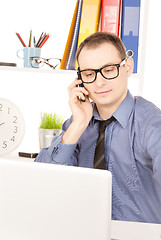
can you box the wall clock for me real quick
[0,98,25,155]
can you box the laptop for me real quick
[0,159,112,240]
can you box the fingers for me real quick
[68,79,89,101]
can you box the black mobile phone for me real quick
[18,152,38,158]
[77,70,84,86]
[77,70,85,101]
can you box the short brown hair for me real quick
[76,32,127,64]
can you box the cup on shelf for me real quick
[16,47,41,68]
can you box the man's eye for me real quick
[105,67,115,72]
[103,66,116,74]
[83,71,94,77]
[86,73,93,77]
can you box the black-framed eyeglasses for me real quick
[29,57,61,69]
[77,59,126,84]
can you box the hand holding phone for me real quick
[77,70,85,102]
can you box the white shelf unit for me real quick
[0,0,151,152]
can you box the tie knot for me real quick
[99,116,115,133]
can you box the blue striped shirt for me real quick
[35,91,161,224]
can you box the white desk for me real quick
[0,153,161,240]
[0,152,35,162]
[111,220,161,240]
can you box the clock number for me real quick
[13,126,18,133]
[2,141,7,149]
[8,108,10,114]
[13,116,17,124]
[11,136,15,142]
[0,104,2,111]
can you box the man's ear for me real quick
[125,57,134,77]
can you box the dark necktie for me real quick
[94,117,114,169]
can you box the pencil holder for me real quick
[16,47,41,68]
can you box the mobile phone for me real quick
[77,70,83,85]
[77,70,85,101]
[18,152,38,158]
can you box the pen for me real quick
[39,34,50,48]
[16,32,27,47]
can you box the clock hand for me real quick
[0,122,5,126]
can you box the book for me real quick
[100,0,122,36]
[60,0,80,70]
[66,0,83,70]
[75,0,101,68]
[121,0,141,73]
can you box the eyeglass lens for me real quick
[30,57,61,69]
[80,65,119,83]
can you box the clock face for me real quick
[0,98,25,155]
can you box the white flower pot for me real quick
[39,128,61,150]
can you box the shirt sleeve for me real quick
[144,120,161,186]
[139,105,161,186]
[35,117,78,166]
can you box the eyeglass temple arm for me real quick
[43,61,58,69]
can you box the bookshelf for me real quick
[2,0,160,152]
[0,65,76,75]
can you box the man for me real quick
[35,32,161,224]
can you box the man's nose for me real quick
[95,72,106,86]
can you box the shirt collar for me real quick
[92,91,135,128]
[113,91,134,128]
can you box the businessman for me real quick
[35,32,161,224]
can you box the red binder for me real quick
[100,0,122,36]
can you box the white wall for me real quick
[1,68,76,153]
[142,0,161,108]
[0,0,76,64]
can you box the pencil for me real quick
[16,32,27,47]
[33,36,36,47]
[28,30,32,47]
[37,33,47,48]
[39,34,50,48]
[36,32,44,47]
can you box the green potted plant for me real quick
[39,112,64,149]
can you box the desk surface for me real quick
[111,220,161,240]
[0,153,161,240]
[0,152,35,162]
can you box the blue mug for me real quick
[17,47,41,68]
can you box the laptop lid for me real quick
[0,159,112,240]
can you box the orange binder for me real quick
[60,0,79,70]
[77,0,101,51]
[100,0,122,36]
[66,0,83,70]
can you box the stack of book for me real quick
[60,0,141,74]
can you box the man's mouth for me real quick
[95,89,112,95]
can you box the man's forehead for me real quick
[78,43,121,69]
